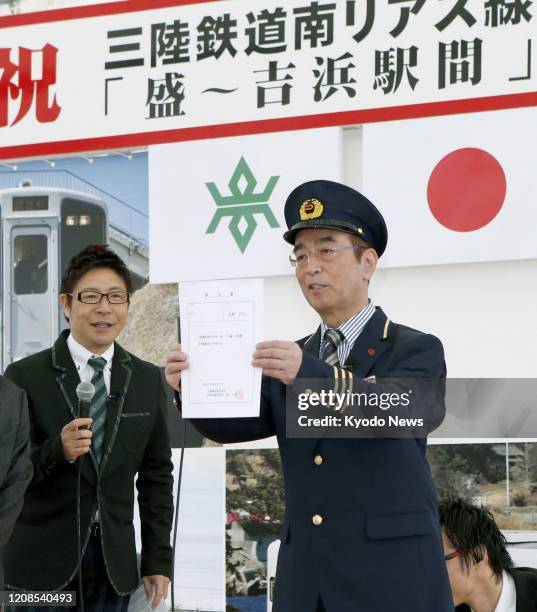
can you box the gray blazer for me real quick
[0,375,32,588]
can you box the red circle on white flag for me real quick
[427,147,506,232]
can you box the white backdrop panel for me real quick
[149,127,341,282]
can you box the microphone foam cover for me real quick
[76,381,96,402]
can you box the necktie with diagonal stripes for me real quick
[321,328,344,366]
[88,356,107,464]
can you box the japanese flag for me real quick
[363,107,537,267]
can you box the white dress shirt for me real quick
[495,570,516,612]
[67,333,114,394]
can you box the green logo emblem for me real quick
[205,157,280,253]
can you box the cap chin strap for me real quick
[284,219,363,243]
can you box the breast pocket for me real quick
[366,510,433,540]
[364,510,434,578]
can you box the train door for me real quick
[9,225,55,363]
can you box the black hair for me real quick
[60,244,132,306]
[439,497,513,578]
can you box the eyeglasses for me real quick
[444,548,465,561]
[68,291,130,304]
[289,245,365,268]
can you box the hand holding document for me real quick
[179,278,263,418]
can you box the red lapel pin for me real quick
[367,348,376,356]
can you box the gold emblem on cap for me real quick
[300,198,324,221]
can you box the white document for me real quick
[179,278,263,418]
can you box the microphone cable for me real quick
[170,418,187,611]
[171,300,187,611]
[77,455,85,612]
[75,381,95,612]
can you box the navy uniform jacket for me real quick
[456,568,537,612]
[189,307,454,612]
[4,331,174,593]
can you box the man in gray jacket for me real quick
[0,375,32,588]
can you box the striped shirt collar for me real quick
[319,301,376,364]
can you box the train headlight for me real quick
[79,215,92,226]
[66,215,78,226]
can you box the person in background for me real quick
[440,497,537,612]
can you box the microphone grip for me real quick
[78,399,92,429]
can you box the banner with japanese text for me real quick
[149,127,341,282]
[0,0,535,159]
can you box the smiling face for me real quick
[60,267,128,354]
[294,228,377,327]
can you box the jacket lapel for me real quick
[52,330,81,422]
[300,326,322,356]
[99,342,132,475]
[52,331,99,478]
[342,307,392,378]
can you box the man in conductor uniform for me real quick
[5,245,173,610]
[166,180,454,611]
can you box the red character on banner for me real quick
[0,43,61,128]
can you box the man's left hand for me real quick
[252,341,303,385]
[142,575,169,609]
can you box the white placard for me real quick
[179,277,263,418]
[149,127,341,282]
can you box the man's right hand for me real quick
[61,418,93,461]
[165,342,189,392]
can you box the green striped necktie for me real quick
[88,356,107,464]
[321,329,344,366]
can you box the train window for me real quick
[14,235,48,295]
[61,198,106,273]
[13,196,49,211]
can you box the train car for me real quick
[0,184,107,370]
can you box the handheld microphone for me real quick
[76,381,95,427]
